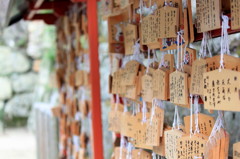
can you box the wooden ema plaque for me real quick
[141,74,153,102]
[123,60,140,85]
[153,126,172,156]
[132,113,153,150]
[107,15,124,43]
[141,6,179,46]
[165,129,185,159]
[231,0,240,30]
[190,59,207,95]
[157,7,179,38]
[153,69,169,100]
[184,113,215,136]
[196,0,221,33]
[108,110,122,133]
[170,71,189,107]
[123,24,138,55]
[146,106,164,146]
[177,135,207,159]
[161,54,175,73]
[233,142,240,159]
[120,112,136,138]
[203,69,240,111]
[182,48,196,66]
[206,129,229,159]
[206,54,240,72]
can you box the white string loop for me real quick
[219,15,230,71]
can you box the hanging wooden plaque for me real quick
[146,106,164,146]
[177,135,207,159]
[141,74,153,102]
[141,14,159,45]
[123,24,138,55]
[184,113,215,136]
[157,7,179,38]
[231,0,240,30]
[196,0,221,33]
[153,69,169,100]
[124,60,140,85]
[108,110,122,133]
[233,142,240,159]
[203,69,240,111]
[190,59,207,95]
[108,15,124,43]
[120,112,136,137]
[165,129,185,159]
[160,54,175,73]
[206,54,240,72]
[170,71,189,107]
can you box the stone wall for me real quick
[0,45,38,122]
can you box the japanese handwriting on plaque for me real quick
[177,135,207,159]
[108,110,122,133]
[165,129,185,159]
[196,0,221,33]
[141,74,153,102]
[146,107,164,146]
[120,112,136,138]
[157,7,179,38]
[203,69,240,111]
[233,142,240,159]
[231,0,240,30]
[184,113,215,136]
[123,24,138,55]
[141,14,159,45]
[153,126,172,156]
[153,69,169,100]
[124,60,140,85]
[190,59,207,95]
[206,54,240,72]
[170,71,189,107]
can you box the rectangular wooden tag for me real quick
[184,113,215,136]
[165,129,185,159]
[196,0,221,33]
[141,74,153,102]
[233,142,240,159]
[206,54,240,72]
[203,69,240,111]
[157,7,179,38]
[146,106,164,146]
[190,59,207,95]
[153,69,169,100]
[124,60,140,85]
[107,15,124,43]
[177,135,207,159]
[231,0,240,30]
[120,112,136,138]
[161,54,175,73]
[170,71,189,107]
[108,110,122,133]
[123,24,138,55]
